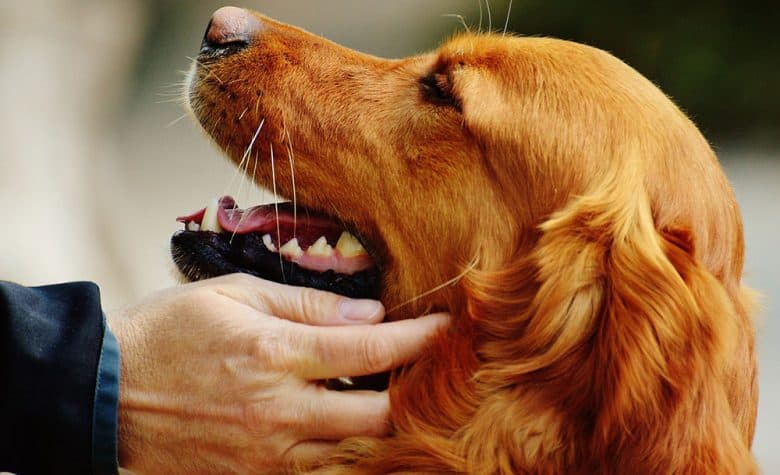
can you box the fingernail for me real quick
[339,299,383,321]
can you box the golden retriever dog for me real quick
[173,6,758,474]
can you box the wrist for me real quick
[92,318,121,474]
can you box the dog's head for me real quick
[178,8,742,316]
[175,7,756,472]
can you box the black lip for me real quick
[170,230,381,299]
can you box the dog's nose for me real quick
[201,6,261,54]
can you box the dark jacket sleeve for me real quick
[0,281,117,474]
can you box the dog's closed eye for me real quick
[420,72,460,111]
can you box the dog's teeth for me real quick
[306,236,334,257]
[200,197,223,233]
[280,238,303,258]
[335,232,367,257]
[187,221,201,232]
[262,234,278,252]
[337,377,354,386]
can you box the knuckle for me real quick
[251,327,295,370]
[296,287,326,323]
[310,333,336,366]
[252,327,300,374]
[359,335,394,373]
[359,401,390,437]
[302,396,328,434]
[181,286,219,308]
[224,272,255,286]
[241,399,291,438]
[215,273,253,297]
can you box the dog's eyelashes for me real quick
[420,73,461,111]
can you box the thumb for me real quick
[211,274,385,326]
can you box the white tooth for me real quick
[187,221,201,232]
[262,234,278,252]
[279,238,303,258]
[306,236,334,257]
[337,377,354,386]
[335,232,367,257]
[200,197,223,233]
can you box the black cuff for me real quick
[0,281,108,474]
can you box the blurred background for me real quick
[1,0,777,468]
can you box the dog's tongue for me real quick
[177,196,373,274]
[177,196,344,247]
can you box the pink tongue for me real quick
[176,196,346,249]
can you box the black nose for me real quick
[201,6,262,55]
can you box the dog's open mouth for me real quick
[170,196,381,299]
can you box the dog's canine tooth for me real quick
[200,197,223,233]
[187,221,201,232]
[280,238,304,258]
[335,232,367,257]
[262,234,278,252]
[307,236,334,257]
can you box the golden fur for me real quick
[189,12,758,474]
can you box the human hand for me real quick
[106,274,449,474]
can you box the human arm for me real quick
[0,281,119,474]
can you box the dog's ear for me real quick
[463,165,756,472]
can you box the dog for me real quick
[173,7,758,474]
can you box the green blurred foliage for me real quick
[505,0,779,139]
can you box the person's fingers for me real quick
[296,389,391,440]
[212,274,384,326]
[283,440,338,470]
[288,312,450,379]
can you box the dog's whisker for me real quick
[284,127,297,238]
[250,150,265,220]
[230,147,255,243]
[270,143,287,283]
[387,256,480,316]
[159,81,189,90]
[206,117,223,145]
[222,119,262,243]
[165,113,189,128]
[486,0,493,32]
[239,136,253,199]
[442,14,471,33]
[225,118,265,199]
[477,0,483,33]
[156,97,187,105]
[156,90,188,97]
[226,155,250,208]
[327,202,347,230]
[251,148,260,200]
[202,110,221,138]
[503,0,513,36]
[224,140,249,196]
[159,84,188,95]
[186,56,224,84]
[237,107,249,121]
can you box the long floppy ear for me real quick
[541,167,756,472]
[463,164,757,473]
[318,168,757,474]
